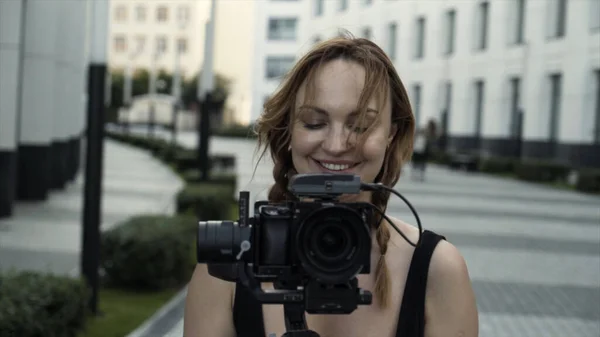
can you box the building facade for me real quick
[251,0,600,167]
[107,0,209,79]
[107,0,256,126]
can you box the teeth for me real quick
[320,162,352,171]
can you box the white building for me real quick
[251,0,600,168]
[108,0,206,78]
[107,0,256,125]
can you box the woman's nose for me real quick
[321,126,351,154]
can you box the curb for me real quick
[125,285,188,337]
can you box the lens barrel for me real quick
[197,221,251,263]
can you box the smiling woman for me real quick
[184,33,478,337]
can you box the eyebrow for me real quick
[297,104,379,116]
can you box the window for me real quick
[473,80,485,137]
[339,0,348,11]
[546,0,567,39]
[156,36,167,53]
[268,18,298,40]
[412,84,422,126]
[177,6,190,25]
[114,35,126,52]
[115,5,127,21]
[508,77,521,138]
[475,1,489,51]
[135,5,146,21]
[362,27,372,40]
[548,73,562,141]
[265,56,295,79]
[134,35,145,53]
[593,70,600,143]
[444,9,456,55]
[444,81,452,117]
[513,0,526,44]
[590,0,600,31]
[414,16,426,59]
[387,22,397,61]
[157,6,168,22]
[177,38,188,53]
[314,0,324,16]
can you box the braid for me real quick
[372,189,392,309]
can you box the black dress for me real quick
[232,230,446,337]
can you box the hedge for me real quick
[100,214,197,291]
[0,271,89,337]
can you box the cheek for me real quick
[290,125,321,155]
[360,132,388,163]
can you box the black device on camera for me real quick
[197,173,423,337]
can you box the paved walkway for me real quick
[121,130,599,337]
[0,139,184,277]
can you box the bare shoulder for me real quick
[184,264,237,337]
[425,240,479,336]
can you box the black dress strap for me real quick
[233,281,266,337]
[395,230,445,337]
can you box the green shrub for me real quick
[176,183,235,220]
[210,154,236,171]
[182,170,237,193]
[158,144,184,163]
[174,149,199,172]
[514,160,570,183]
[575,169,600,194]
[100,214,198,291]
[213,124,257,139]
[479,157,516,174]
[0,271,89,337]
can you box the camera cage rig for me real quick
[205,173,423,337]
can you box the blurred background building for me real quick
[251,0,600,167]
[107,0,255,126]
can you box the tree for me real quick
[109,68,231,110]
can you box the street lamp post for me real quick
[148,49,163,138]
[123,46,141,133]
[81,0,108,315]
[171,39,182,145]
[197,0,217,181]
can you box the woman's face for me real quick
[290,59,395,192]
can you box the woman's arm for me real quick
[184,264,237,337]
[425,241,479,337]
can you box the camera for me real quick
[197,173,375,315]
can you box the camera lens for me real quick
[312,222,352,262]
[296,205,370,284]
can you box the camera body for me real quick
[197,174,374,314]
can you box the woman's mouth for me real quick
[313,159,360,172]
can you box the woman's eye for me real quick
[349,125,369,133]
[303,122,326,130]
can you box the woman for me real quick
[184,35,478,337]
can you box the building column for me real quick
[50,0,70,190]
[67,0,89,182]
[0,0,24,217]
[17,0,58,201]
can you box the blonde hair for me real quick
[253,33,415,309]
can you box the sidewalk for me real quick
[0,138,184,276]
